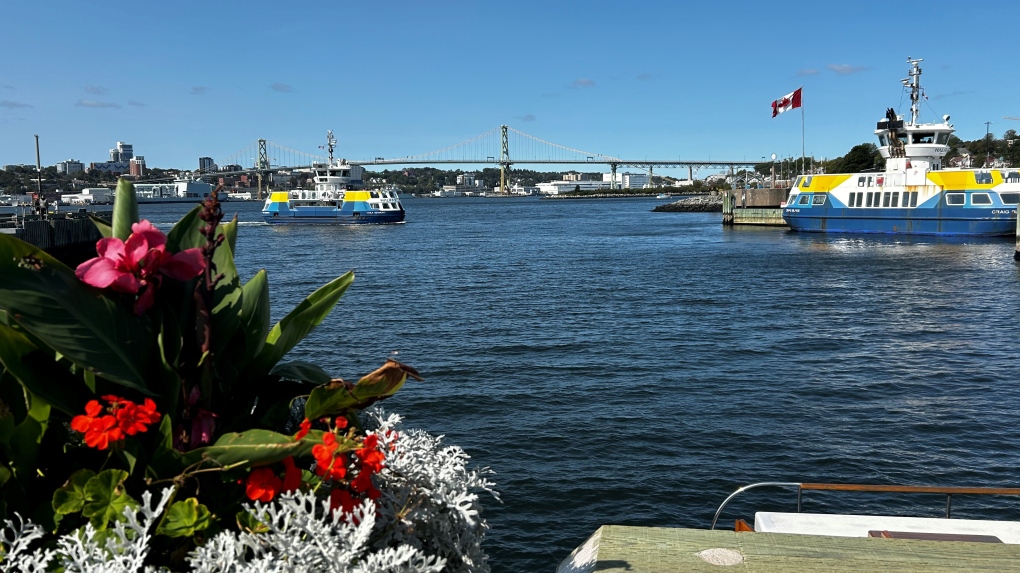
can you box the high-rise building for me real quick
[117,142,133,161]
[130,156,146,177]
[199,157,215,172]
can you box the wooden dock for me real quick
[557,526,1020,572]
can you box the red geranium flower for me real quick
[282,456,302,492]
[75,220,205,314]
[72,396,160,449]
[312,433,348,481]
[115,398,161,435]
[330,488,358,514]
[245,467,282,502]
[294,418,311,441]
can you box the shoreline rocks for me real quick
[652,195,723,212]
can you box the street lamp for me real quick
[770,153,777,189]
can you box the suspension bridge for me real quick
[207,125,757,194]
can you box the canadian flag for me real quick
[771,87,803,117]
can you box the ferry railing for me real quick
[709,482,1020,530]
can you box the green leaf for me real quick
[271,361,331,385]
[52,469,96,515]
[181,429,319,469]
[305,360,417,420]
[0,236,155,393]
[237,270,270,364]
[82,469,137,530]
[146,415,182,481]
[235,510,269,534]
[165,205,203,252]
[88,213,113,238]
[156,498,212,538]
[9,390,49,481]
[244,272,354,379]
[111,178,139,241]
[0,323,91,415]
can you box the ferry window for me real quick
[866,192,873,207]
[787,194,797,204]
[999,192,1020,204]
[370,192,379,198]
[972,193,992,205]
[329,170,338,176]
[857,177,866,187]
[856,193,864,207]
[341,170,350,177]
[946,193,965,205]
[1003,171,1020,183]
[800,176,813,188]
[936,133,951,144]
[811,195,826,205]
[975,172,993,184]
[882,192,891,207]
[891,192,899,207]
[911,133,934,144]
[867,177,874,187]
[878,134,888,146]
[798,195,810,205]
[847,192,855,207]
[910,192,918,207]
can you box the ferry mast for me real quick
[905,57,923,125]
[325,130,336,164]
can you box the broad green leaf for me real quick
[9,390,49,480]
[165,205,203,252]
[181,429,320,469]
[244,272,354,379]
[82,469,137,530]
[0,236,154,393]
[52,469,96,515]
[237,270,270,364]
[271,361,331,385]
[111,179,139,241]
[88,213,113,238]
[305,360,418,420]
[156,498,212,538]
[0,323,90,415]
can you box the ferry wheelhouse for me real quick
[783,58,1019,236]
[261,131,405,225]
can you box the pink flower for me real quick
[75,220,205,314]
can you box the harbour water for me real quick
[142,197,1020,572]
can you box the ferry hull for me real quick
[784,209,1015,236]
[261,209,404,225]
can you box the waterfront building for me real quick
[601,172,649,189]
[60,187,113,205]
[199,157,216,172]
[56,159,84,175]
[438,173,487,196]
[129,156,146,177]
[535,180,612,195]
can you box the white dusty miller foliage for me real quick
[1,487,173,573]
[0,411,499,573]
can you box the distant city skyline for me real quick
[3,0,1019,179]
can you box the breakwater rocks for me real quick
[652,195,723,212]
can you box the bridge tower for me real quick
[256,139,269,200]
[499,125,512,195]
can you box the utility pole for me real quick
[34,134,44,217]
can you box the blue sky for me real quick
[3,0,1019,178]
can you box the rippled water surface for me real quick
[144,197,1020,572]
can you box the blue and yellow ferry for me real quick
[261,131,405,225]
[783,58,1019,236]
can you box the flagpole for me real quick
[800,86,805,175]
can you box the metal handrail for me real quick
[709,482,1020,530]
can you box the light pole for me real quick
[985,121,994,166]
[770,153,777,189]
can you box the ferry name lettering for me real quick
[991,209,1016,215]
